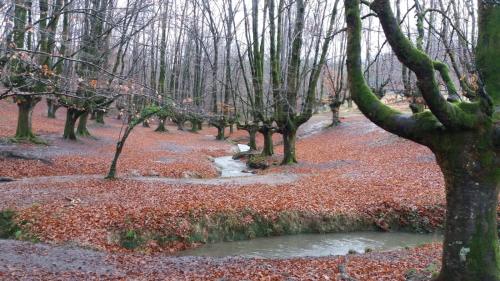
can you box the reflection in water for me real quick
[179,231,442,258]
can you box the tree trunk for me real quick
[216,126,225,140]
[261,127,274,156]
[435,141,500,281]
[15,99,36,140]
[248,128,257,150]
[76,111,91,137]
[47,99,59,118]
[281,128,297,164]
[190,120,202,132]
[155,117,167,132]
[329,102,341,127]
[107,127,132,179]
[63,109,81,140]
[96,111,105,124]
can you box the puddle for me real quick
[179,231,441,258]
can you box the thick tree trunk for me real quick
[47,99,59,119]
[15,100,36,140]
[281,129,297,165]
[76,111,91,137]
[216,126,225,140]
[329,102,341,127]
[434,138,500,281]
[155,117,167,132]
[261,127,274,156]
[63,109,81,140]
[96,111,105,124]
[190,120,202,132]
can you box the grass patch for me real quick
[119,229,144,249]
[0,209,21,239]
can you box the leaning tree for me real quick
[345,0,499,280]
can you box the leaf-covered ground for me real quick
[0,99,446,279]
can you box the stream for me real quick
[213,144,254,178]
[179,231,442,258]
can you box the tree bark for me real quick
[155,117,167,132]
[281,128,297,164]
[260,125,274,156]
[329,101,341,127]
[15,98,37,140]
[434,135,500,281]
[96,111,105,124]
[76,111,91,137]
[216,126,225,140]
[47,99,59,118]
[63,108,83,140]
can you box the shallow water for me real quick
[179,231,442,258]
[214,156,253,178]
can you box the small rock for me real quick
[237,144,251,153]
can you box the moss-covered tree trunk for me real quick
[15,98,37,140]
[190,120,202,132]
[260,126,274,156]
[76,111,91,137]
[47,99,59,118]
[433,133,499,281]
[281,128,297,164]
[247,127,257,151]
[63,108,82,140]
[155,117,167,132]
[345,0,500,280]
[216,126,225,140]
[96,111,105,124]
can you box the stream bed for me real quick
[179,231,441,258]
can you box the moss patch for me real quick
[0,209,21,239]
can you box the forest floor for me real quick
[0,99,447,280]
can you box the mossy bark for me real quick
[155,117,168,132]
[63,108,83,140]
[190,120,202,132]
[46,99,59,119]
[95,111,105,124]
[15,98,37,141]
[216,126,225,140]
[346,1,500,280]
[76,111,91,137]
[260,126,274,156]
[433,132,500,281]
[281,129,297,165]
[248,128,257,151]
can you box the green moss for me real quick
[0,210,21,239]
[119,229,144,250]
[467,206,500,278]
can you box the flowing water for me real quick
[214,156,253,178]
[179,231,441,258]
